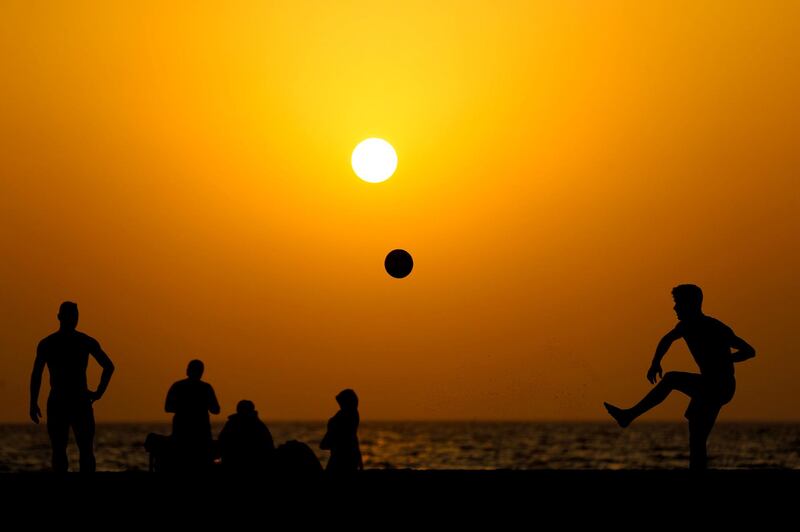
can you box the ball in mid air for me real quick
[384,249,413,279]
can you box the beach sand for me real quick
[0,469,793,525]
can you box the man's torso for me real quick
[39,331,96,399]
[680,315,735,381]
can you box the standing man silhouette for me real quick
[165,359,220,470]
[604,284,756,469]
[29,301,115,472]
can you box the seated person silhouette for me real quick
[604,284,756,469]
[29,301,115,472]
[320,389,363,473]
[165,359,220,470]
[218,399,275,472]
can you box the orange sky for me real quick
[1,1,798,422]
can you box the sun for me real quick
[351,138,397,183]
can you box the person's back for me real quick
[165,359,220,469]
[38,330,96,400]
[30,302,115,472]
[167,378,216,441]
[218,400,274,471]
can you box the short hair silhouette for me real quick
[336,389,358,410]
[672,284,703,308]
[186,359,204,380]
[57,301,79,329]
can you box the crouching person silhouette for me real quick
[218,400,275,472]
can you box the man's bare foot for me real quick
[604,402,632,428]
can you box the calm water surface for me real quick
[0,422,797,472]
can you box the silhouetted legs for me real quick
[605,371,703,427]
[605,371,732,469]
[688,414,716,470]
[47,404,69,473]
[173,431,213,472]
[630,371,703,420]
[47,396,96,472]
[74,405,96,472]
[685,395,725,470]
[326,450,362,475]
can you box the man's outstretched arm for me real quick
[648,326,682,384]
[730,334,756,363]
[29,344,45,423]
[89,340,115,402]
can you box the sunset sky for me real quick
[1,1,798,422]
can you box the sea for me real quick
[1,422,798,472]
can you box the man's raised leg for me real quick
[605,371,703,427]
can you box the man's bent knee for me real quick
[661,371,681,386]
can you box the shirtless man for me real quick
[604,284,755,469]
[30,302,115,472]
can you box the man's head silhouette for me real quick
[672,284,703,321]
[186,359,205,380]
[57,301,79,330]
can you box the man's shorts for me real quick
[685,376,736,423]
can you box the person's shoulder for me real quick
[38,332,59,348]
[704,315,732,329]
[76,331,100,346]
[701,315,734,335]
[37,334,55,356]
[169,378,189,390]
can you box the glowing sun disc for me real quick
[351,138,397,183]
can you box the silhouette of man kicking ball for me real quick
[604,284,755,469]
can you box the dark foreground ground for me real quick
[1,469,796,525]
